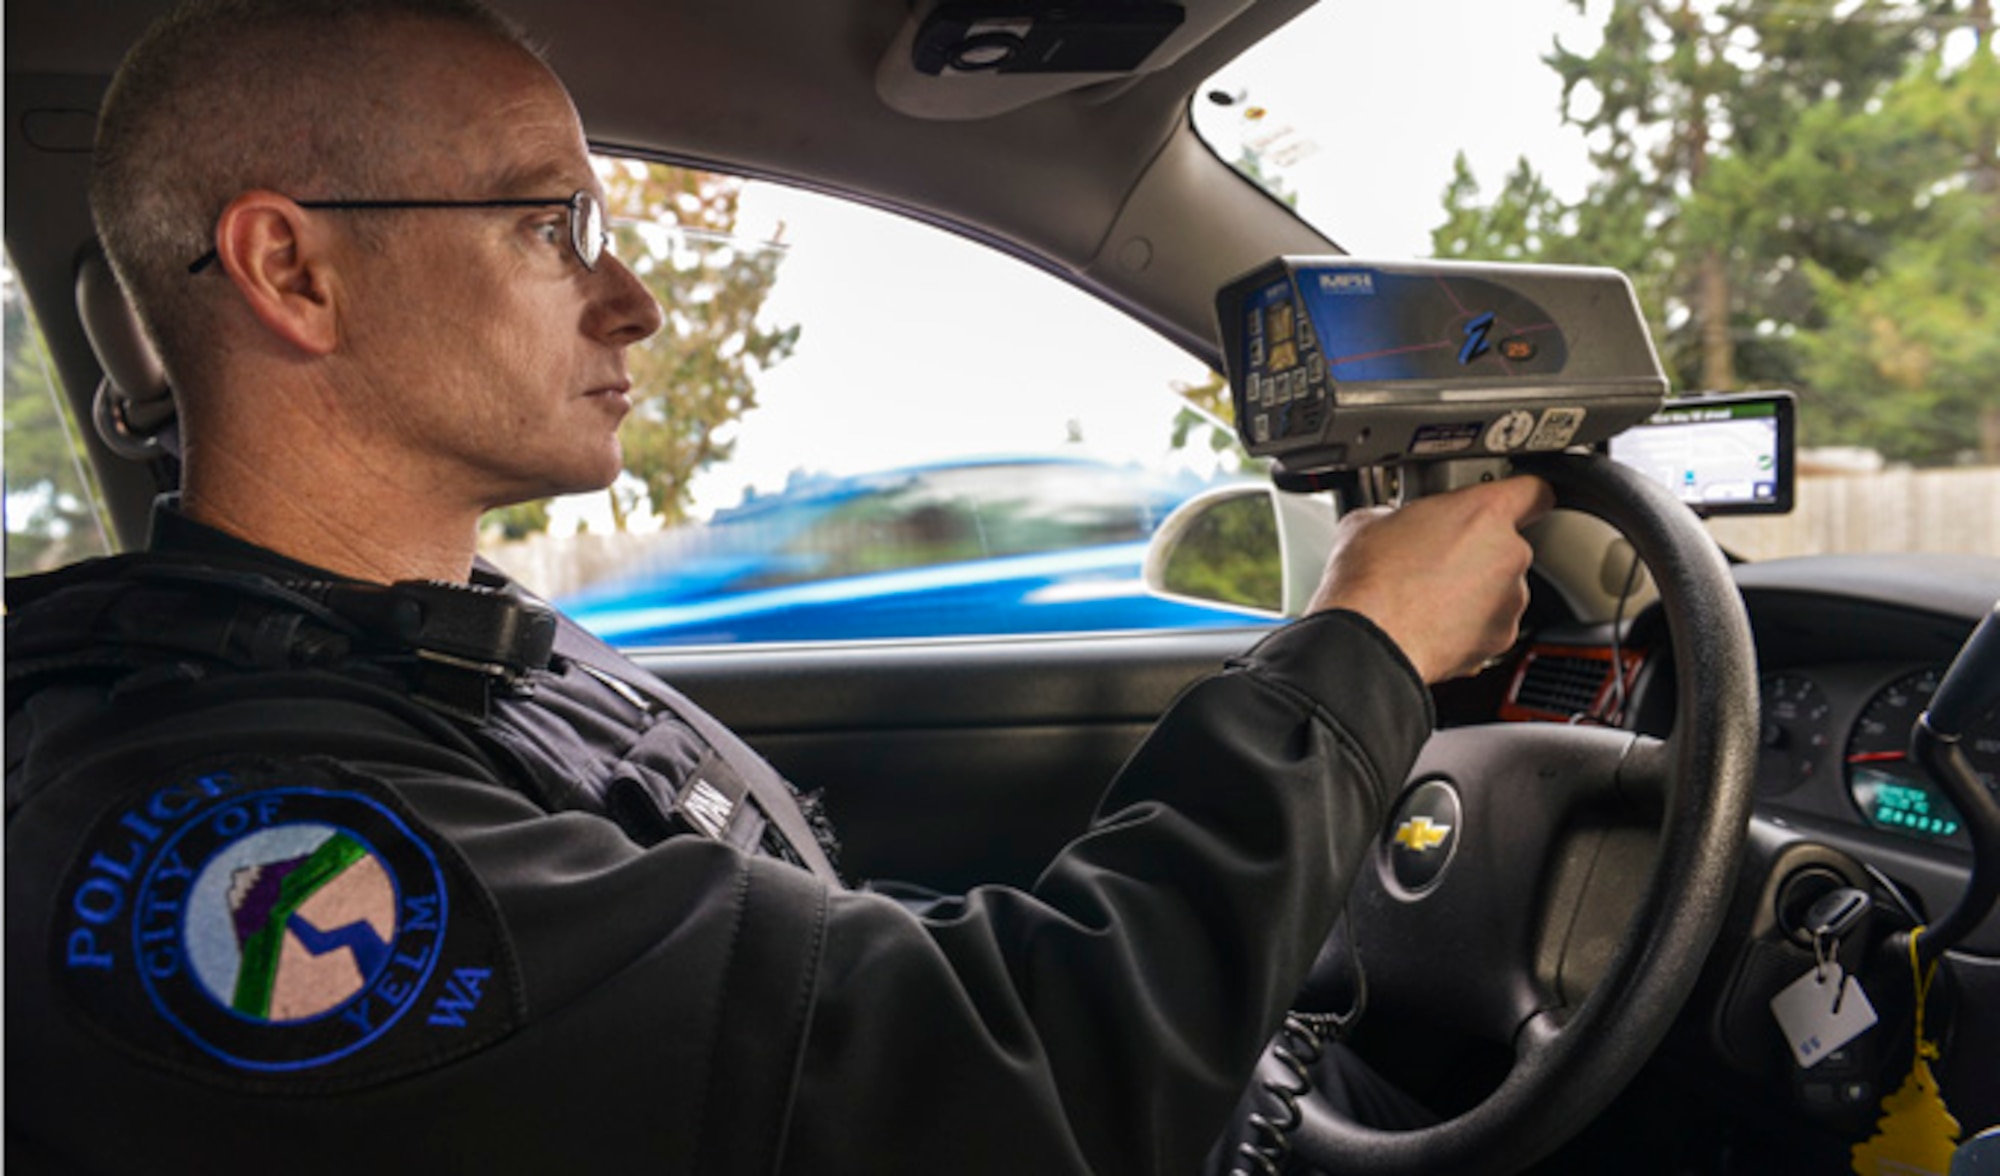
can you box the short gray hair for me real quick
[90,0,540,392]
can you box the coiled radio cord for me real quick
[1229,1010,1352,1176]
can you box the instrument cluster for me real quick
[1757,663,2000,850]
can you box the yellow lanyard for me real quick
[1850,927,1960,1176]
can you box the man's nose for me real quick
[587,251,665,345]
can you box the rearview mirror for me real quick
[1143,484,1338,617]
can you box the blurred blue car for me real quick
[560,457,1272,645]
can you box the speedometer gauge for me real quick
[1758,672,1831,795]
[1845,667,2000,844]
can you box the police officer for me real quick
[5,1,1553,1172]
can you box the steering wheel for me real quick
[1283,451,1760,1175]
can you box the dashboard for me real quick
[1504,552,2000,956]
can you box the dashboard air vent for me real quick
[1512,652,1614,719]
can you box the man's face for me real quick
[328,25,663,514]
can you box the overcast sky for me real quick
[1197,0,1602,258]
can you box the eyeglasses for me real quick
[187,189,608,274]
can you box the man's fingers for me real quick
[1306,474,1555,683]
[1468,473,1555,530]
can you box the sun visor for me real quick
[877,0,1242,120]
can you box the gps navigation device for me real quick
[1606,390,1797,515]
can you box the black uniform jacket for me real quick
[6,507,1433,1175]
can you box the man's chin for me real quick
[490,461,625,515]
[562,446,627,496]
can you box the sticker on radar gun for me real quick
[1527,407,1587,451]
[56,760,521,1088]
[1409,422,1482,457]
[1484,410,1537,453]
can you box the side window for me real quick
[5,253,114,573]
[479,159,1277,646]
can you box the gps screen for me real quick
[1607,392,1795,515]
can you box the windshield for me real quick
[1194,0,1998,560]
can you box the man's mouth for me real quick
[586,381,633,409]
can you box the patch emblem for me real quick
[58,760,522,1088]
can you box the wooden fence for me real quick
[1706,468,2000,562]
[484,531,645,601]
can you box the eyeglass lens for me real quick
[575,191,605,270]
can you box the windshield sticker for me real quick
[55,759,521,1090]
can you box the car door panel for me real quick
[633,626,1273,891]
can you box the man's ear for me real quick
[211,191,340,356]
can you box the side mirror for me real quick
[1143,483,1338,617]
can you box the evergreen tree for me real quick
[1791,32,2000,461]
[1434,0,1995,464]
[1431,153,1575,263]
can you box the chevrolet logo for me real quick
[1393,816,1452,852]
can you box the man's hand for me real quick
[1307,476,1556,684]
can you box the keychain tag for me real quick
[1771,961,1879,1068]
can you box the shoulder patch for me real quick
[55,758,523,1090]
